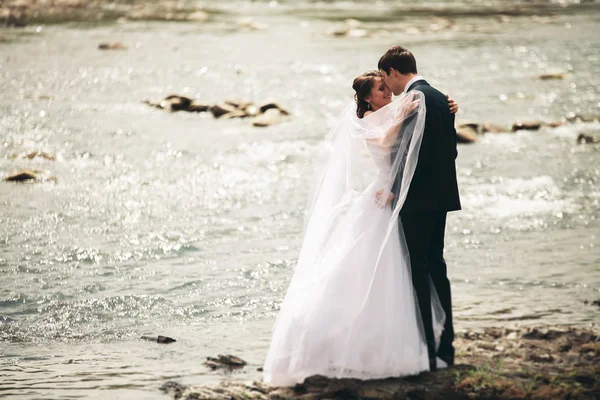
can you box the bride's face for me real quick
[367,78,392,111]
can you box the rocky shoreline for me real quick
[160,326,599,400]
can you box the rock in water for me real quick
[5,170,38,182]
[98,42,127,50]
[537,73,565,80]
[219,110,247,120]
[140,335,176,344]
[577,134,599,144]
[456,126,477,143]
[210,104,238,118]
[204,354,247,370]
[252,109,281,127]
[482,123,506,133]
[161,95,193,112]
[187,10,208,22]
[23,151,56,160]
[225,98,254,110]
[258,102,290,116]
[512,121,542,131]
[458,122,481,133]
[346,29,369,38]
[157,335,176,344]
[187,100,211,113]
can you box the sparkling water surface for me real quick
[1,1,599,398]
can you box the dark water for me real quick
[1,1,599,398]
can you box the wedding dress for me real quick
[263,92,445,386]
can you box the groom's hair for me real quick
[378,46,418,75]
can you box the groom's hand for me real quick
[446,94,459,114]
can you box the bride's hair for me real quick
[352,71,382,119]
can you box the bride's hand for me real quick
[375,189,395,208]
[395,99,420,122]
[447,94,459,114]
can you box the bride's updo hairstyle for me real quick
[352,70,382,119]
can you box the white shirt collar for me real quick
[403,75,425,94]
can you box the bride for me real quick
[263,71,458,386]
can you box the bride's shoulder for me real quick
[363,111,374,117]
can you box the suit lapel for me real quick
[407,79,429,93]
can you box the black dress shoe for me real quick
[429,357,437,372]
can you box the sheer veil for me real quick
[264,91,445,385]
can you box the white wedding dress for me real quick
[263,93,444,386]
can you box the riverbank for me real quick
[160,326,599,400]
[2,0,600,27]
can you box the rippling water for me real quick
[1,1,600,398]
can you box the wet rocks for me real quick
[210,103,238,118]
[577,134,599,144]
[258,102,290,116]
[162,326,599,400]
[328,19,370,38]
[512,120,543,131]
[252,109,281,127]
[144,96,290,127]
[537,72,565,80]
[5,170,39,182]
[21,151,56,161]
[566,112,600,123]
[141,335,176,344]
[159,381,188,399]
[204,354,247,370]
[237,18,268,31]
[481,123,506,134]
[98,42,127,50]
[187,10,209,22]
[0,5,28,27]
[456,126,478,144]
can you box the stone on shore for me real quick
[161,326,600,400]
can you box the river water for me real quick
[1,1,599,398]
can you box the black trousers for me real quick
[400,211,454,365]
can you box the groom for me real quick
[378,46,461,371]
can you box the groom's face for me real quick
[380,69,403,96]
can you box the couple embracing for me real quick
[263,46,462,385]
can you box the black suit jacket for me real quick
[397,80,461,213]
